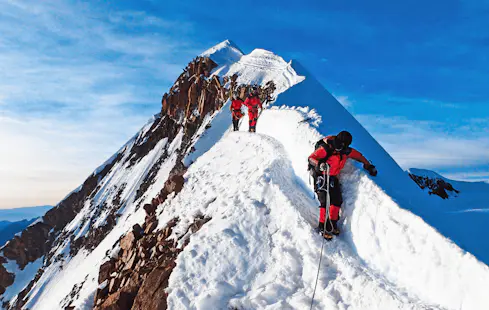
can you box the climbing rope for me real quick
[310,233,325,310]
[325,165,333,235]
[310,164,331,309]
[316,165,333,234]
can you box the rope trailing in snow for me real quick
[310,165,331,309]
[310,234,325,310]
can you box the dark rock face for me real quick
[0,219,39,247]
[0,265,14,291]
[99,259,116,284]
[409,173,460,199]
[2,222,51,268]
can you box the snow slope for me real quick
[3,40,489,309]
[17,124,184,310]
[163,106,489,310]
[165,42,489,309]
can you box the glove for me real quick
[319,163,328,172]
[364,163,377,176]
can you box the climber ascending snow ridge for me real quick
[230,92,244,131]
[308,131,378,240]
[244,86,263,132]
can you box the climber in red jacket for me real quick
[243,87,262,132]
[308,131,377,240]
[230,93,244,131]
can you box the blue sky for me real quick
[1,0,488,208]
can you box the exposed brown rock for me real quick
[0,263,15,289]
[99,259,116,284]
[122,273,140,295]
[143,203,156,216]
[120,233,136,251]
[99,291,135,310]
[130,266,172,310]
[144,221,158,235]
[132,224,143,240]
[108,277,121,294]
[95,283,109,301]
[123,252,137,271]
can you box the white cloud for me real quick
[0,112,149,209]
[356,115,489,170]
[0,0,204,208]
[443,171,489,182]
[335,95,353,108]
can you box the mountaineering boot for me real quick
[316,222,325,235]
[331,220,340,236]
[323,232,333,241]
[317,222,333,240]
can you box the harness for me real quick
[316,164,333,235]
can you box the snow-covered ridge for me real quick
[164,105,489,309]
[2,40,489,309]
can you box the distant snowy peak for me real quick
[408,168,448,180]
[0,206,51,222]
[408,168,460,199]
[408,167,489,201]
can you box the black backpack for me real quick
[308,137,352,172]
[308,138,333,172]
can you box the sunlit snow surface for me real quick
[2,258,43,305]
[164,107,489,310]
[3,40,489,309]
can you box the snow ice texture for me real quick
[3,40,489,310]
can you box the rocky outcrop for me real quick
[2,222,51,269]
[94,213,211,310]
[0,265,14,295]
[130,265,172,310]
[161,56,276,123]
[409,173,460,199]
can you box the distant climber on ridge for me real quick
[230,92,244,131]
[308,131,377,240]
[243,86,262,132]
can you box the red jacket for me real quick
[230,99,243,119]
[244,95,262,111]
[231,99,243,110]
[308,136,365,176]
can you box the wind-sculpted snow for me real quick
[162,107,489,309]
